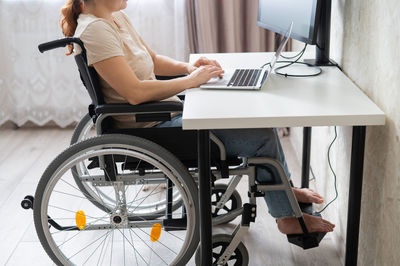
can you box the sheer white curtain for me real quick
[0,0,188,127]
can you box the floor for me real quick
[0,127,342,265]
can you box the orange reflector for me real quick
[150,223,162,242]
[75,210,86,230]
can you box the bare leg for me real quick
[277,213,335,234]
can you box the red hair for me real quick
[60,0,84,55]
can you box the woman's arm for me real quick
[138,36,223,76]
[93,56,223,105]
[153,54,190,76]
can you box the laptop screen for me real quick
[269,22,293,71]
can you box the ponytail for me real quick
[60,0,84,55]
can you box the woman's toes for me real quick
[293,188,325,204]
[322,220,335,229]
[313,196,324,203]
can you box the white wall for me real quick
[289,0,400,264]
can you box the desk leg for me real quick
[301,127,312,188]
[198,130,212,266]
[345,126,366,266]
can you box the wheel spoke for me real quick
[223,206,231,212]
[128,228,169,265]
[129,228,140,266]
[82,230,112,265]
[96,229,111,266]
[132,225,178,255]
[109,229,114,265]
[119,228,150,265]
[67,230,110,261]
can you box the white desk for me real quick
[182,52,385,266]
[183,53,384,129]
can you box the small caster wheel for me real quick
[195,234,249,266]
[211,184,242,225]
[21,195,34,210]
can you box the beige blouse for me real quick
[74,11,180,128]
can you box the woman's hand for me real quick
[187,65,225,88]
[188,57,223,77]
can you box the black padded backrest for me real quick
[74,48,105,105]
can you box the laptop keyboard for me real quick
[228,69,263,87]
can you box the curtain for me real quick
[0,0,187,127]
[186,0,290,53]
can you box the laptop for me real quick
[200,22,293,90]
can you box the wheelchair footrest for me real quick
[287,231,326,249]
[287,211,326,249]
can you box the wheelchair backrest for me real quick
[74,50,105,106]
[38,37,105,106]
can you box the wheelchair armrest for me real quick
[156,75,187,80]
[95,101,183,123]
[95,101,183,115]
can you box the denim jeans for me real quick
[156,114,294,218]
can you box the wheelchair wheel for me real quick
[195,234,249,266]
[34,134,199,266]
[70,113,95,145]
[70,114,183,219]
[212,184,242,225]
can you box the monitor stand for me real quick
[304,0,336,67]
[303,58,337,67]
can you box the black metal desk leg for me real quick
[198,130,212,266]
[301,127,312,188]
[345,126,366,266]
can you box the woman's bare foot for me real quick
[277,213,335,234]
[292,187,324,204]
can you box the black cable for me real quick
[280,43,308,59]
[316,126,339,214]
[309,166,316,181]
[260,43,306,68]
[274,61,322,77]
[275,44,322,77]
[260,43,322,77]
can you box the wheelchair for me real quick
[21,37,326,265]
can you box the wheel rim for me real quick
[212,240,243,266]
[76,117,94,142]
[211,186,239,218]
[38,143,196,265]
[72,118,183,218]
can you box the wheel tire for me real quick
[70,113,93,145]
[34,134,199,266]
[195,234,249,266]
[212,184,242,225]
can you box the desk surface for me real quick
[182,52,385,130]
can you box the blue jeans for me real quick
[156,115,294,218]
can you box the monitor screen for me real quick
[257,0,321,44]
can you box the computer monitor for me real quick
[257,0,333,66]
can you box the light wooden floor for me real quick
[0,127,342,265]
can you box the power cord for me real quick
[260,43,322,77]
[309,166,316,181]
[280,43,308,60]
[316,126,339,214]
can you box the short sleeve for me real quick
[79,20,124,66]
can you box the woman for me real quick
[61,0,334,235]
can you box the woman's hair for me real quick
[60,0,85,55]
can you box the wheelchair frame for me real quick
[20,37,327,266]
